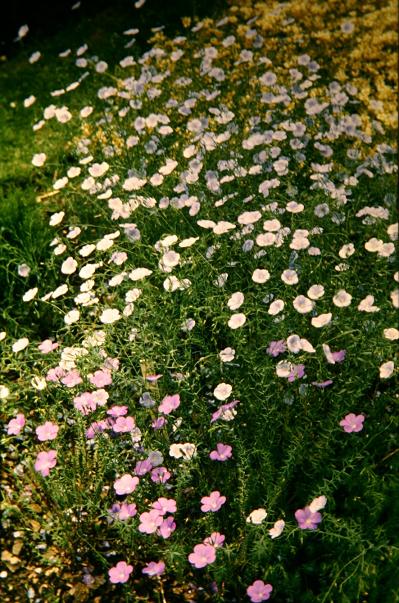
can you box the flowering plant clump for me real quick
[0,0,397,601]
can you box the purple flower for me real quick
[266,339,287,357]
[158,393,180,415]
[295,506,322,530]
[312,380,333,388]
[209,443,233,461]
[200,491,226,512]
[339,413,364,433]
[152,417,167,430]
[331,349,346,363]
[158,516,176,539]
[188,543,216,569]
[6,413,26,435]
[109,502,137,520]
[142,561,165,577]
[34,450,57,477]
[247,580,273,602]
[211,400,239,423]
[134,459,153,475]
[151,467,171,483]
[108,560,133,584]
[287,364,305,382]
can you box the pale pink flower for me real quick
[188,543,216,568]
[34,450,57,477]
[108,561,133,584]
[152,497,177,515]
[114,474,139,495]
[203,532,225,548]
[61,370,82,387]
[295,506,322,530]
[38,339,59,353]
[209,443,233,461]
[112,416,136,433]
[88,369,112,388]
[142,561,165,577]
[36,421,59,441]
[7,413,26,435]
[200,491,226,512]
[158,516,176,539]
[247,580,273,602]
[339,413,364,433]
[158,393,180,414]
[138,510,163,534]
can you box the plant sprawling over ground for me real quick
[1,1,398,601]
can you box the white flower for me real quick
[214,383,232,401]
[89,162,109,178]
[364,238,383,252]
[49,211,65,226]
[246,508,267,524]
[227,291,244,310]
[228,313,246,329]
[387,223,398,241]
[0,385,10,399]
[309,495,327,513]
[238,211,262,225]
[162,250,180,268]
[357,295,379,312]
[391,289,399,309]
[286,201,304,213]
[18,264,31,277]
[22,287,38,302]
[300,338,315,353]
[263,219,281,232]
[79,263,99,279]
[12,337,29,352]
[129,268,153,281]
[281,269,298,285]
[307,284,325,300]
[268,519,285,539]
[64,309,80,325]
[169,442,197,459]
[287,335,302,353]
[332,289,352,307]
[31,376,47,390]
[100,309,121,324]
[61,257,78,275]
[179,237,199,248]
[276,361,293,378]
[219,347,235,362]
[252,269,270,284]
[379,361,394,379]
[96,238,113,251]
[53,177,68,190]
[339,243,355,259]
[0,332,6,341]
[122,176,146,191]
[268,299,284,315]
[32,153,47,167]
[311,313,332,328]
[293,295,314,314]
[256,232,276,247]
[79,244,96,257]
[383,328,399,340]
[213,221,236,235]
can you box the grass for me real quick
[0,1,398,601]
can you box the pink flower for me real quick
[158,393,180,414]
[203,532,225,548]
[158,516,176,539]
[138,510,163,534]
[34,450,57,477]
[86,419,110,439]
[46,366,66,382]
[88,369,112,388]
[145,373,163,382]
[108,560,133,584]
[107,405,128,417]
[247,580,273,602]
[152,497,177,515]
[114,474,139,495]
[109,502,137,520]
[112,416,136,433]
[60,370,82,387]
[38,339,59,353]
[36,421,59,442]
[73,392,97,415]
[142,560,165,577]
[152,417,167,430]
[211,399,239,423]
[188,543,216,569]
[151,467,171,483]
[209,443,232,461]
[7,413,26,435]
[200,491,226,513]
[339,413,364,433]
[295,506,322,530]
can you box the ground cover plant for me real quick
[1,0,398,601]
